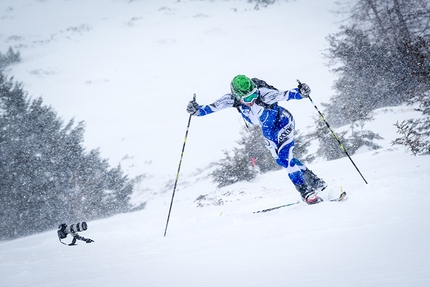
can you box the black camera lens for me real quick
[69,222,88,233]
[80,222,88,231]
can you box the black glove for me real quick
[186,100,199,116]
[298,82,311,98]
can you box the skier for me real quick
[186,75,327,204]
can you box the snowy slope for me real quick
[1,0,430,286]
[1,144,430,287]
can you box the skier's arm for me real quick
[187,94,236,116]
[259,88,304,105]
[259,82,311,105]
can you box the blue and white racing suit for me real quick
[196,87,308,186]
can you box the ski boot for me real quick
[303,191,323,205]
[295,183,323,205]
[303,168,327,193]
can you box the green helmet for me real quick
[230,75,257,100]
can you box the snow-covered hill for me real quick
[2,142,430,286]
[1,0,429,286]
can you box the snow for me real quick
[1,0,430,286]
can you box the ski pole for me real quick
[297,80,368,184]
[164,94,196,237]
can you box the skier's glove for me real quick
[186,100,199,116]
[298,82,311,98]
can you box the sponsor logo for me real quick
[278,125,292,145]
[213,95,233,108]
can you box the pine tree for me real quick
[392,119,429,155]
[211,125,310,187]
[324,0,430,127]
[0,74,133,240]
[315,0,429,159]
[0,47,20,71]
[307,115,382,161]
[211,148,258,188]
[307,116,347,161]
[236,125,281,173]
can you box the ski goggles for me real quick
[241,88,258,103]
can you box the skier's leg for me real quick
[262,131,305,177]
[277,140,325,203]
[261,111,322,204]
[275,119,323,204]
[262,115,306,180]
[263,138,279,161]
[274,116,307,184]
[277,141,307,185]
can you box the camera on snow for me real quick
[57,222,94,246]
[57,222,87,238]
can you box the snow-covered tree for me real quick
[323,0,430,127]
[0,47,20,71]
[0,74,133,240]
[312,0,429,159]
[212,125,309,187]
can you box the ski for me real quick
[330,190,347,202]
[253,201,300,214]
[253,189,347,214]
